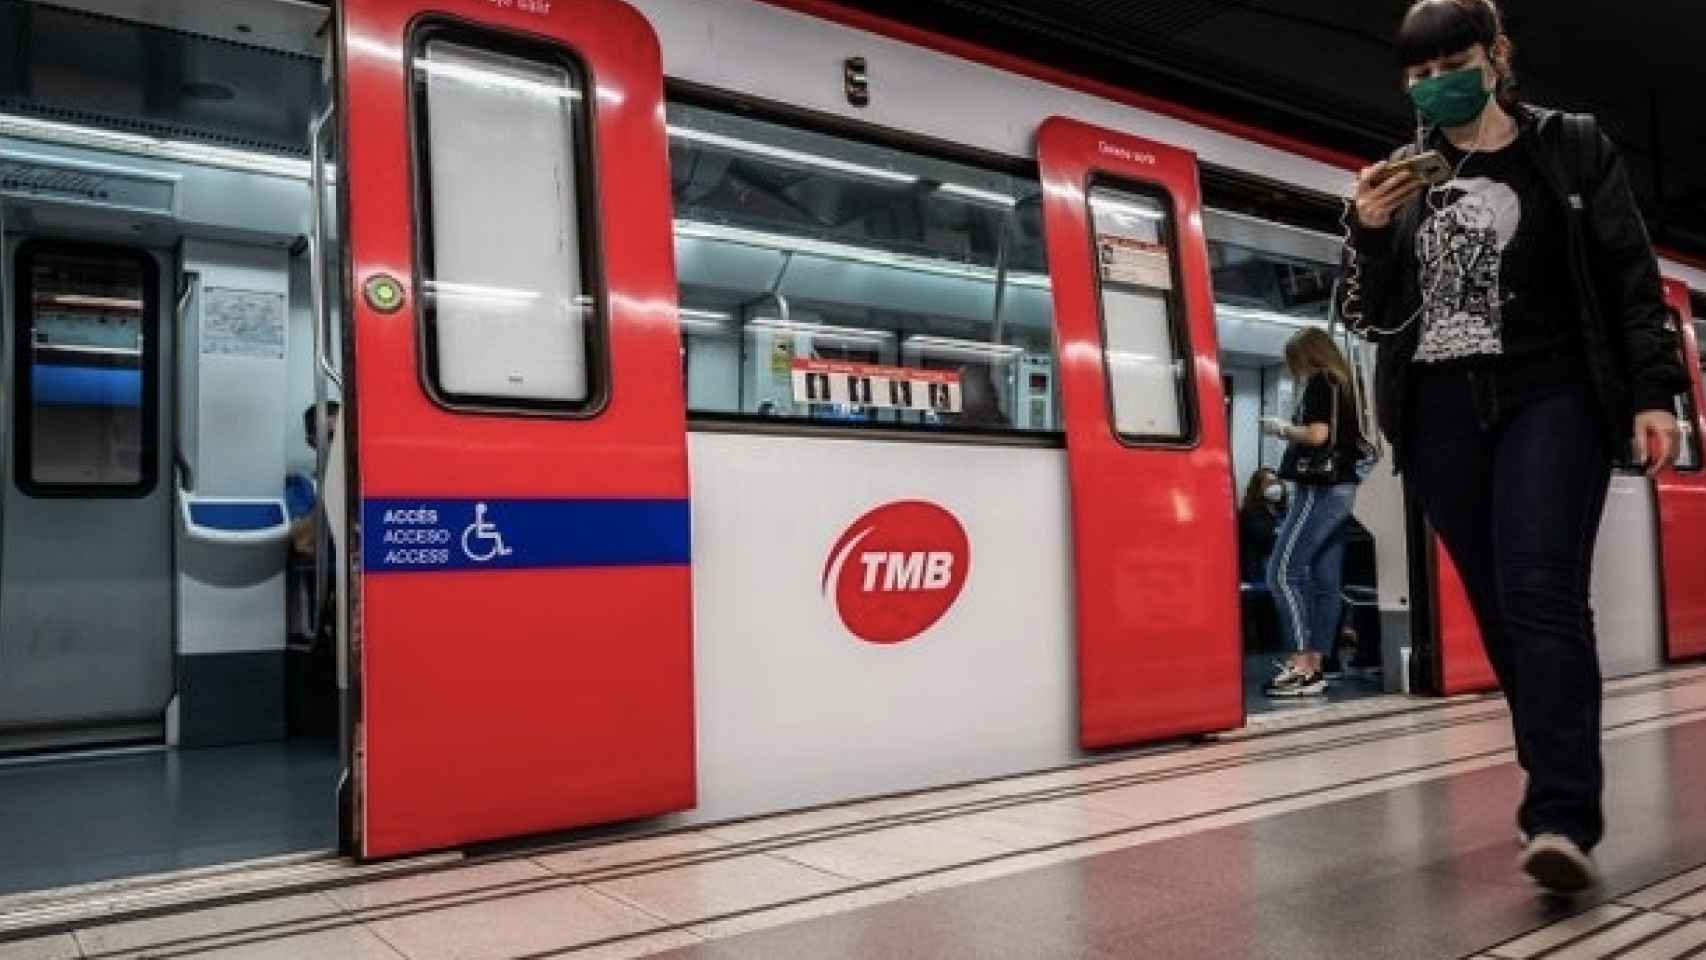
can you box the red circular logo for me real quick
[821,501,970,644]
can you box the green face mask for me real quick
[1408,65,1492,128]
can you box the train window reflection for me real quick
[1670,308,1702,472]
[1087,184,1191,442]
[412,33,602,411]
[14,246,157,495]
[667,101,1058,435]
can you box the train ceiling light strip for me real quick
[667,125,1019,208]
[938,182,1019,208]
[903,335,1026,358]
[37,294,145,311]
[0,113,312,182]
[1090,196,1168,222]
[749,317,895,344]
[679,307,734,333]
[674,218,1053,290]
[1214,304,1327,331]
[668,125,916,185]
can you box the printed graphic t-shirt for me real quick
[1412,131,1579,364]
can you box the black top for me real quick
[1291,373,1364,484]
[1412,129,1582,366]
[1346,106,1691,465]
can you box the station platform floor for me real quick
[3,666,1706,960]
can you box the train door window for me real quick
[1671,307,1702,472]
[13,245,157,495]
[411,31,603,411]
[1692,291,1706,366]
[1086,184,1190,442]
[667,100,1056,436]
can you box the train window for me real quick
[666,101,1057,436]
[13,245,158,496]
[411,32,603,412]
[1670,308,1702,472]
[1087,183,1191,442]
[1692,291,1706,360]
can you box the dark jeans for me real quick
[1405,367,1612,850]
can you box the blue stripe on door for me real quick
[361,498,691,574]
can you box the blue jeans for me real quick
[1266,481,1358,657]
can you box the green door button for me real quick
[364,274,406,313]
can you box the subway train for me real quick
[0,0,1702,867]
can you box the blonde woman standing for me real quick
[1260,328,1365,698]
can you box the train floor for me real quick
[0,735,339,898]
[4,667,1706,959]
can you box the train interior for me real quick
[0,0,1699,900]
[1203,212,1394,715]
[0,0,342,895]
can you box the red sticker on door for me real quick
[822,501,970,644]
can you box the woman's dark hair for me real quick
[1241,467,1281,515]
[303,400,342,448]
[1396,0,1518,109]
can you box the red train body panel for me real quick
[317,0,1706,859]
[1037,119,1242,747]
[1660,280,1706,662]
[340,0,694,857]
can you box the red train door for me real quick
[336,0,693,857]
[1432,550,1495,695]
[1432,281,1706,693]
[1036,119,1241,747]
[1658,280,1706,661]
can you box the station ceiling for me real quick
[5,1,1701,261]
[839,0,1706,260]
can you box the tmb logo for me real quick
[822,501,970,644]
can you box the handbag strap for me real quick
[1327,376,1339,448]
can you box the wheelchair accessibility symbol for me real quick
[461,502,514,563]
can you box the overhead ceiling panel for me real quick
[839,0,1706,256]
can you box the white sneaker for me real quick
[1519,833,1600,895]
[1262,661,1304,696]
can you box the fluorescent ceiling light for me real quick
[1091,196,1167,222]
[417,58,581,102]
[1106,351,1170,365]
[749,318,893,343]
[40,294,143,310]
[1214,304,1328,331]
[679,308,731,333]
[680,308,730,323]
[938,183,1017,208]
[668,126,916,186]
[674,219,1051,290]
[904,336,1025,358]
[423,281,541,305]
[35,342,142,356]
[1,113,310,181]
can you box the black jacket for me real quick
[1347,105,1690,466]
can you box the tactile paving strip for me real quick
[1476,864,1706,959]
